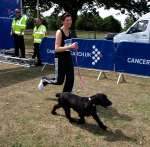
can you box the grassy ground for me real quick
[0,63,150,147]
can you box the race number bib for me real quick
[64,39,72,47]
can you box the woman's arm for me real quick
[55,30,76,52]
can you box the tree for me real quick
[97,0,149,17]
[76,12,103,31]
[124,17,135,31]
[23,0,84,36]
[102,16,122,32]
[23,0,150,36]
[45,14,61,30]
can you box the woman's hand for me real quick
[70,42,79,50]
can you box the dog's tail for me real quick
[56,93,61,98]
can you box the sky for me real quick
[42,6,128,27]
[97,7,127,27]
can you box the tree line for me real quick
[45,12,122,32]
[23,0,149,36]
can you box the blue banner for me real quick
[0,19,14,49]
[40,38,150,77]
[40,37,114,71]
[72,38,114,70]
[115,42,150,76]
[40,37,55,64]
[0,0,20,49]
[0,0,20,18]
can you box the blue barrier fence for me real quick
[0,19,14,49]
[72,38,114,71]
[40,38,114,71]
[0,0,20,50]
[0,0,20,18]
[40,37,150,77]
[115,42,150,76]
[40,37,55,64]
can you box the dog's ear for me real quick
[90,93,102,99]
[94,93,107,98]
[90,94,99,104]
[56,93,62,98]
[90,93,112,106]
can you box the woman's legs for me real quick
[54,58,65,85]
[38,55,74,92]
[63,59,74,92]
[38,57,65,90]
[36,43,42,65]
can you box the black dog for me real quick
[51,92,112,130]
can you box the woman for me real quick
[38,13,78,92]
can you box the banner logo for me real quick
[46,44,103,66]
[91,45,103,66]
[127,58,150,65]
[47,49,55,54]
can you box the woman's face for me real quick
[63,16,72,28]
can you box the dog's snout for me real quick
[56,93,61,97]
[105,99,112,108]
[108,100,112,105]
[106,98,112,105]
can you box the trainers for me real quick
[42,77,56,84]
[38,79,45,91]
[38,77,57,91]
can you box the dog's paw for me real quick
[101,125,108,131]
[77,119,85,124]
[106,127,112,132]
[51,111,57,115]
[69,118,77,123]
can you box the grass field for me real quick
[0,63,150,147]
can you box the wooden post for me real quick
[97,71,107,80]
[117,73,126,84]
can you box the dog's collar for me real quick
[88,97,92,101]
[88,97,95,106]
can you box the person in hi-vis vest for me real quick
[32,18,47,66]
[11,9,27,58]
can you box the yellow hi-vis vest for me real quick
[33,25,47,43]
[12,15,27,36]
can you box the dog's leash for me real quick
[74,48,86,90]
